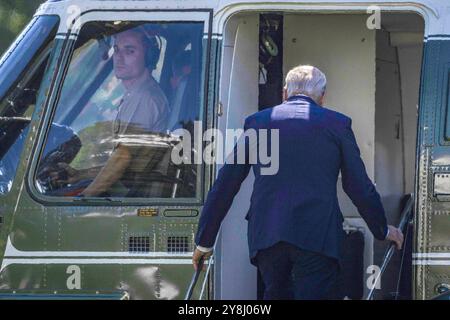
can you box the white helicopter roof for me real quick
[36,0,448,37]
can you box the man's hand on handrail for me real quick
[386,225,404,250]
[192,247,213,271]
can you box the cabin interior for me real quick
[214,11,424,300]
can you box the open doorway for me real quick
[218,11,424,300]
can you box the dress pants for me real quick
[255,241,340,300]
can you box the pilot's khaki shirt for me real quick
[113,70,169,137]
[113,70,170,175]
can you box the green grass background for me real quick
[0,0,44,55]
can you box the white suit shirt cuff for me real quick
[197,245,213,253]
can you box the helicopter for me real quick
[0,0,448,300]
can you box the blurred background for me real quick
[0,0,45,55]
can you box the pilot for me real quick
[59,27,170,197]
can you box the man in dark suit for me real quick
[192,65,404,300]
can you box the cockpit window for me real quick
[0,16,59,195]
[35,21,206,200]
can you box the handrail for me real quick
[185,256,205,300]
[366,193,414,300]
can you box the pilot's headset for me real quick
[137,26,161,71]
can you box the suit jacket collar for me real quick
[286,94,317,105]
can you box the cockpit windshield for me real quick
[0,15,59,101]
[0,15,59,195]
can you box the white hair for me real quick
[285,65,327,103]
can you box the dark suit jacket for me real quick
[195,95,388,264]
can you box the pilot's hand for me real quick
[192,247,213,271]
[56,162,82,184]
[386,225,404,250]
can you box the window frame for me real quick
[28,10,213,206]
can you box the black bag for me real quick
[337,230,365,300]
